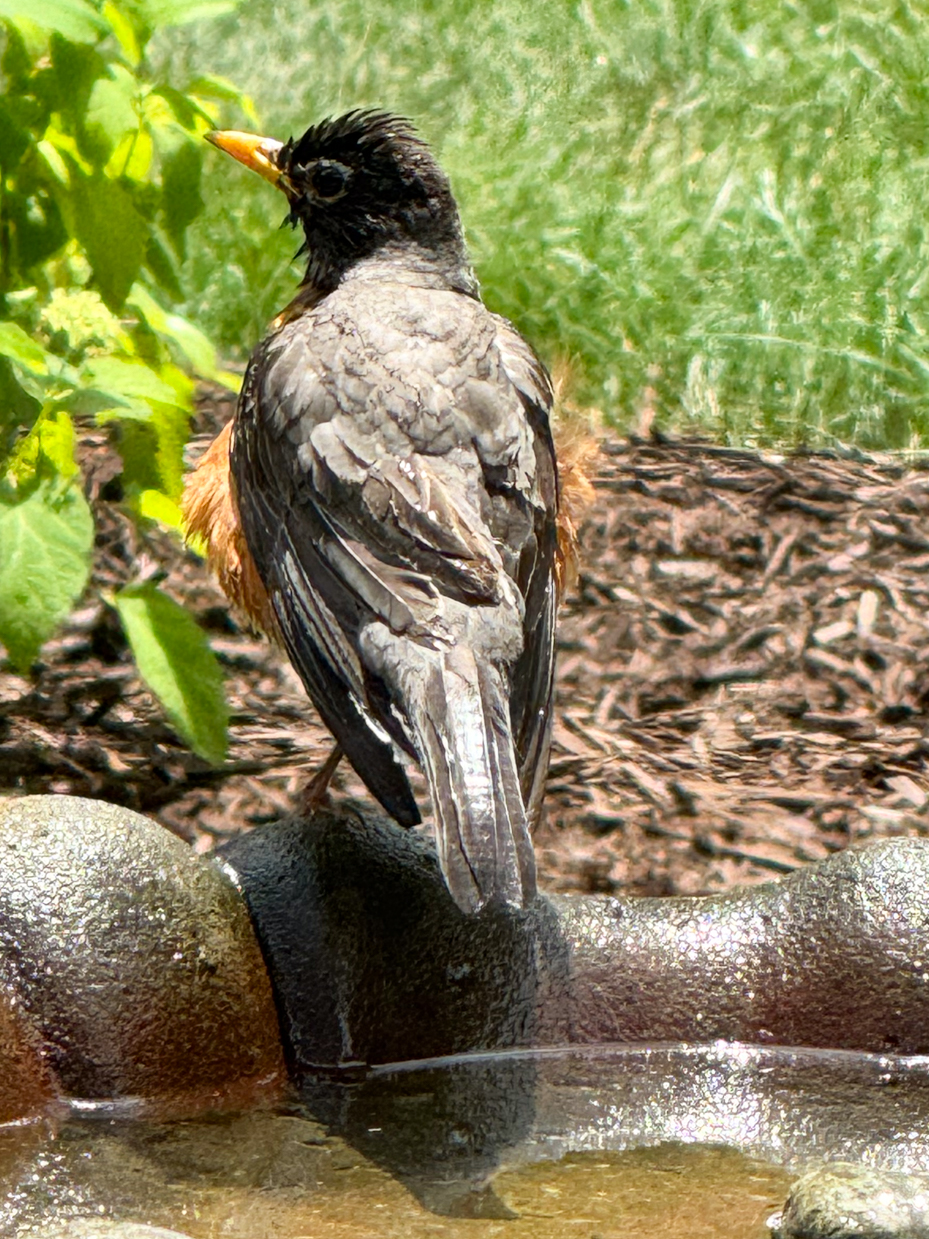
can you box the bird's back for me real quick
[231,269,559,909]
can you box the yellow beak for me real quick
[205,130,285,187]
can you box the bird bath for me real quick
[4,796,929,1236]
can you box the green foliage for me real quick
[113,581,228,765]
[0,0,246,761]
[175,0,929,449]
[0,475,93,671]
[70,175,150,310]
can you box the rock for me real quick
[770,1163,929,1238]
[0,795,285,1116]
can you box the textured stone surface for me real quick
[0,795,285,1114]
[553,834,929,1053]
[772,1162,929,1238]
[219,805,568,1069]
[0,971,58,1124]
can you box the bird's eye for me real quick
[310,162,349,201]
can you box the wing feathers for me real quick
[274,541,421,828]
[228,292,559,911]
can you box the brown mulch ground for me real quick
[3,395,929,897]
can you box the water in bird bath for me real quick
[0,1119,788,1239]
[3,1042,928,1238]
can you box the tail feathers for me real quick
[413,649,536,914]
[519,680,555,834]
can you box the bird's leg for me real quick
[299,743,344,816]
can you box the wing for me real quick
[233,345,424,827]
[231,288,558,829]
[491,316,559,826]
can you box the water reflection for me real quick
[300,1041,929,1208]
[2,1042,928,1237]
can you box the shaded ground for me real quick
[3,398,929,896]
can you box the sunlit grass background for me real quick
[165,0,929,449]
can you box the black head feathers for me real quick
[271,110,473,294]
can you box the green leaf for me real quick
[186,74,257,123]
[70,174,149,309]
[49,35,106,130]
[82,354,184,406]
[101,0,140,66]
[37,138,70,183]
[0,477,93,671]
[104,125,152,181]
[108,365,190,497]
[0,0,106,42]
[8,406,78,483]
[0,322,50,374]
[114,581,228,764]
[160,139,203,257]
[33,408,78,477]
[115,419,160,488]
[149,397,189,497]
[116,396,188,497]
[131,0,234,29]
[40,122,94,176]
[3,186,69,274]
[84,67,138,157]
[186,72,247,103]
[129,284,238,387]
[0,98,31,168]
[0,358,42,453]
[0,324,62,404]
[137,487,183,530]
[144,228,184,300]
[148,85,210,134]
[159,314,217,377]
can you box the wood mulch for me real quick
[542,436,929,894]
[2,395,929,897]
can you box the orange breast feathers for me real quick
[181,419,597,625]
[552,422,598,593]
[180,422,278,637]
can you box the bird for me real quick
[183,110,573,914]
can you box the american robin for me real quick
[184,110,580,913]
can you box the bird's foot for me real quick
[298,744,344,817]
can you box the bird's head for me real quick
[206,110,476,296]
